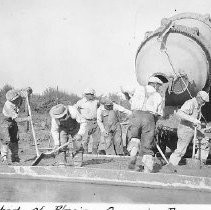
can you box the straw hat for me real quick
[49,104,68,119]
[6,89,20,102]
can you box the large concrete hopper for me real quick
[135,13,211,108]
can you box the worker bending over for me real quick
[97,98,132,155]
[50,104,86,166]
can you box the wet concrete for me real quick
[0,176,211,203]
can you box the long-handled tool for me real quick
[154,133,169,164]
[155,142,169,164]
[32,140,78,166]
[25,95,30,133]
[26,95,41,165]
[192,126,197,158]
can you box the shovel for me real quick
[192,126,197,158]
[186,126,201,168]
[32,138,83,166]
[32,141,72,166]
[154,135,169,164]
[26,95,41,165]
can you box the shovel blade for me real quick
[32,153,45,166]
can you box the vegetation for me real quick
[0,84,129,114]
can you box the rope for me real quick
[163,47,208,124]
[163,49,193,98]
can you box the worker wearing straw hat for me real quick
[50,104,86,166]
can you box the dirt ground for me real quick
[1,112,211,179]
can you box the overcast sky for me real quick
[0,0,211,96]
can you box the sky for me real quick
[0,0,211,96]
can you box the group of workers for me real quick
[0,76,210,173]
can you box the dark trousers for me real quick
[0,118,19,161]
[127,110,155,156]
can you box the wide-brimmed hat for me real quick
[148,76,163,84]
[6,89,20,102]
[197,91,209,102]
[49,104,68,119]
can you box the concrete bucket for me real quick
[135,13,211,107]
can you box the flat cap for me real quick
[197,91,209,102]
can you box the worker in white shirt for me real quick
[97,98,132,155]
[50,104,87,166]
[167,91,209,172]
[0,88,32,164]
[74,88,101,154]
[121,76,163,173]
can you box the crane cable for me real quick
[162,47,208,124]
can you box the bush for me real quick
[0,85,81,114]
[30,87,81,113]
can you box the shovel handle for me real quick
[192,126,197,158]
[26,95,40,157]
[46,141,72,156]
[155,143,169,164]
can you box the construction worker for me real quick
[74,88,101,154]
[50,104,86,166]
[167,91,209,172]
[97,98,132,155]
[0,88,32,164]
[121,76,164,173]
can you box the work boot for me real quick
[164,163,177,173]
[1,156,9,165]
[128,156,137,170]
[92,148,98,155]
[11,157,20,163]
[142,154,154,173]
[123,146,130,156]
[98,150,106,155]
[72,151,83,167]
[56,151,67,166]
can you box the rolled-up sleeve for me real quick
[2,101,19,119]
[180,100,193,115]
[68,106,87,136]
[113,103,132,115]
[51,118,60,146]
